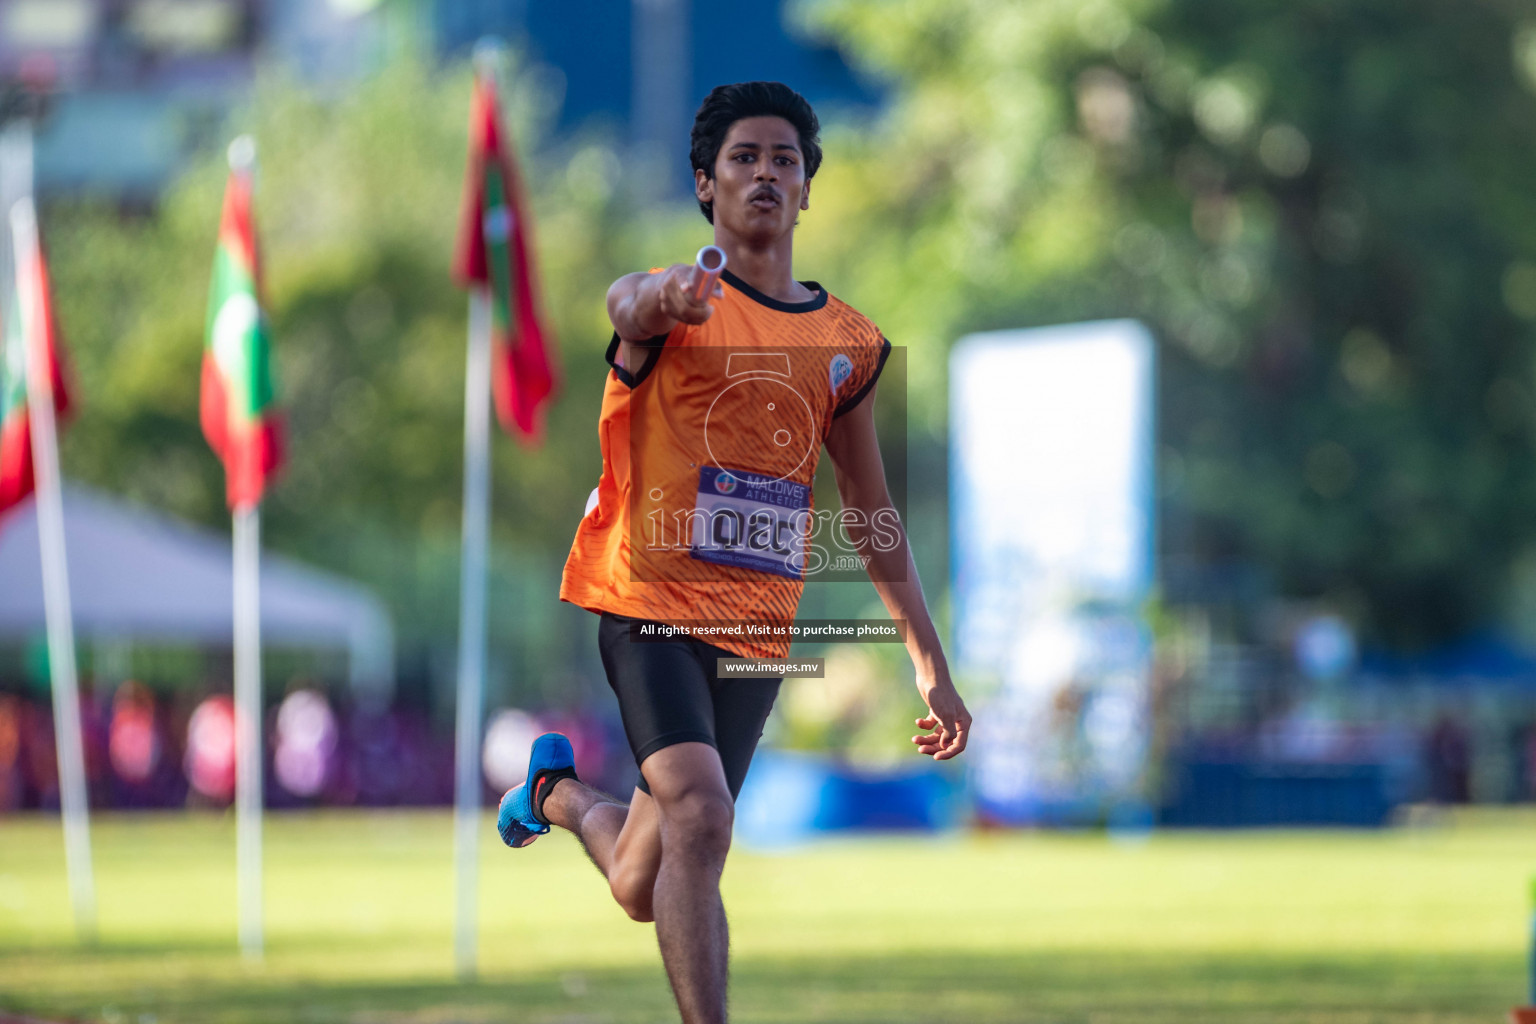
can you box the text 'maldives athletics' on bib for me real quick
[690,465,811,579]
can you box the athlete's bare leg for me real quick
[542,780,663,921]
[638,742,733,1024]
[543,742,733,1024]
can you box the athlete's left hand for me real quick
[912,675,971,760]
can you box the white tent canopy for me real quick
[0,486,394,693]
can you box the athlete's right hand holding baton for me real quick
[606,247,728,370]
[652,245,727,326]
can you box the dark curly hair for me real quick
[689,81,822,224]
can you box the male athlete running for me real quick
[497,81,971,1024]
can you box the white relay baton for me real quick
[689,245,727,303]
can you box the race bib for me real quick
[690,466,810,579]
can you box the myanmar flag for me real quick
[202,165,282,511]
[452,72,558,443]
[0,222,71,526]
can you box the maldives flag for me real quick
[452,72,558,443]
[202,167,282,511]
[0,226,71,526]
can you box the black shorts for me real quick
[597,612,781,799]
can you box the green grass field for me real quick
[0,808,1530,1023]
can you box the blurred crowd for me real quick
[0,682,635,814]
[1167,686,1536,808]
[4,679,1536,816]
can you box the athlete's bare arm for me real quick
[606,266,723,372]
[824,386,971,760]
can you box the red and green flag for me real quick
[0,225,71,526]
[452,72,558,443]
[202,166,282,511]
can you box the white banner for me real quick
[950,320,1155,824]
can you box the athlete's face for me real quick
[697,116,810,241]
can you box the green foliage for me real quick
[43,56,696,696]
[41,0,1536,684]
[797,0,1536,646]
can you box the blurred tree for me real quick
[42,55,700,703]
[796,0,1536,648]
[39,0,1536,703]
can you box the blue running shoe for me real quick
[497,732,576,849]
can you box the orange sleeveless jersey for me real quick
[559,269,890,659]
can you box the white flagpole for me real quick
[227,135,263,961]
[453,281,492,980]
[452,42,506,981]
[232,502,263,959]
[11,196,96,942]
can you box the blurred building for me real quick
[0,0,259,202]
[0,0,876,202]
[432,0,878,191]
